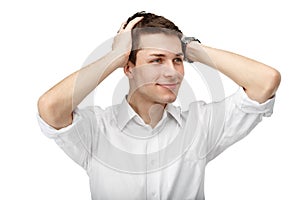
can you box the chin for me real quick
[158,93,177,104]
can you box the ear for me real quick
[124,61,135,79]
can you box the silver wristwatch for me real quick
[181,37,201,63]
[181,37,201,45]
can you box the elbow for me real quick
[246,68,281,104]
[257,68,281,103]
[265,68,281,97]
[37,95,72,129]
[38,94,49,117]
[37,94,55,123]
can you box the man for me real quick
[37,11,281,200]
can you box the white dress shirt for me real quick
[37,87,275,200]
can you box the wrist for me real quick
[186,44,217,67]
[109,49,130,68]
[181,36,202,63]
[185,41,204,63]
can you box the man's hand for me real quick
[112,17,143,67]
[185,41,215,66]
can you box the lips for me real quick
[156,83,178,90]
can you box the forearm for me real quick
[187,42,281,103]
[38,50,125,129]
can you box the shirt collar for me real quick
[116,97,137,130]
[116,97,182,130]
[165,103,182,127]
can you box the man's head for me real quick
[123,12,185,106]
[124,11,183,64]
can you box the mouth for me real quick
[156,83,178,90]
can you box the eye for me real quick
[173,58,183,64]
[150,58,162,63]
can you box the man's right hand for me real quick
[38,16,144,129]
[112,16,143,67]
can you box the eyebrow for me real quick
[149,53,184,57]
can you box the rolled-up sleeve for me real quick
[37,107,100,170]
[199,87,276,162]
[235,87,275,117]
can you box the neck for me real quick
[127,93,166,128]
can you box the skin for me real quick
[124,33,184,127]
[186,42,281,103]
[38,16,281,130]
[38,17,144,129]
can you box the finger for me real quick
[124,16,144,31]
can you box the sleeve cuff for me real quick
[235,87,276,117]
[36,108,82,138]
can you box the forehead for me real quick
[137,33,183,55]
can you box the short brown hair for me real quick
[124,11,183,64]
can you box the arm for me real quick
[37,17,143,129]
[186,41,281,103]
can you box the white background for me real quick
[0,0,299,199]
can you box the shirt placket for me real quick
[146,135,160,200]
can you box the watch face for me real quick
[182,37,199,44]
[182,37,192,44]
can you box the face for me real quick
[126,33,184,105]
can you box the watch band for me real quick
[181,37,201,63]
[181,37,201,45]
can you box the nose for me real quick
[162,60,181,78]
